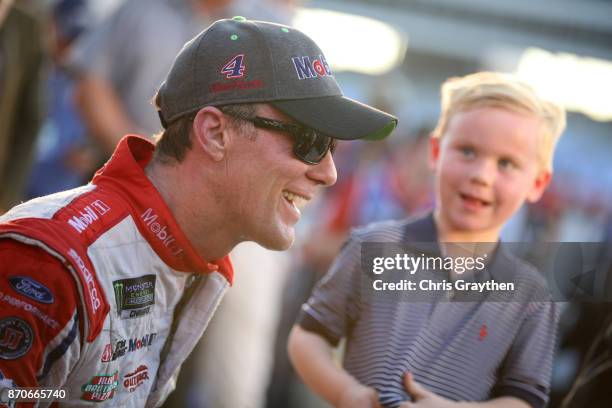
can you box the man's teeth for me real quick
[283,191,308,209]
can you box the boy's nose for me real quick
[469,160,495,186]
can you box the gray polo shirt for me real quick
[298,213,559,408]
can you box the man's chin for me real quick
[257,229,295,251]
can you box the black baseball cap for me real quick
[156,16,397,140]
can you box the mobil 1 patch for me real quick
[112,275,156,320]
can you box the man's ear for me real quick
[192,106,230,162]
[429,134,441,171]
[526,170,552,203]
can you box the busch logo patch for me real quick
[100,332,157,362]
[112,275,156,320]
[9,276,54,304]
[0,318,33,360]
[67,199,110,233]
[123,365,149,392]
[292,55,332,79]
[81,372,118,402]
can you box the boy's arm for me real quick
[288,325,381,408]
[400,373,531,408]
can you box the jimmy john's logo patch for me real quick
[81,371,118,402]
[112,275,155,320]
[0,317,33,360]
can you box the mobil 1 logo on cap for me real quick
[112,275,156,320]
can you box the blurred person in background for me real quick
[26,0,99,199]
[68,0,235,156]
[0,0,45,211]
[559,216,612,408]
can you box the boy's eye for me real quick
[498,158,516,170]
[460,147,475,159]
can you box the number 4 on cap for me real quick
[221,54,246,78]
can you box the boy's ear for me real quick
[526,170,552,203]
[429,134,441,170]
[192,106,231,162]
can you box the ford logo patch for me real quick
[9,276,54,304]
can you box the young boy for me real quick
[288,72,566,408]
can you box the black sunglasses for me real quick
[228,114,337,165]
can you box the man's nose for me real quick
[307,151,337,187]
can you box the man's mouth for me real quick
[282,190,309,212]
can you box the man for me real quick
[0,17,397,406]
[0,0,45,211]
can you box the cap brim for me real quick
[271,96,397,141]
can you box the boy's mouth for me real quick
[459,193,491,209]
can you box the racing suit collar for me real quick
[92,135,234,284]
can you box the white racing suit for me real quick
[0,135,233,407]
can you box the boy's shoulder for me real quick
[492,245,551,300]
[350,211,437,244]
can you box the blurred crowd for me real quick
[1,1,610,407]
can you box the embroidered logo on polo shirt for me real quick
[479,323,488,341]
[81,371,118,402]
[112,275,156,320]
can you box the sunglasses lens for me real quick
[294,129,332,164]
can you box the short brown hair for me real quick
[433,72,566,171]
[152,92,257,164]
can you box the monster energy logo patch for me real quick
[112,275,156,319]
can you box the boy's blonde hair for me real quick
[432,72,566,171]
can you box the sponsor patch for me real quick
[9,276,54,304]
[292,55,332,79]
[112,275,156,319]
[67,248,102,312]
[0,317,33,360]
[141,208,183,256]
[100,332,157,362]
[81,371,118,402]
[123,365,149,392]
[209,79,263,93]
[0,290,59,329]
[67,199,110,234]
